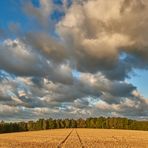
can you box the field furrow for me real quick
[57,129,74,148]
[62,129,82,148]
[75,129,85,148]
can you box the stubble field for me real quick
[0,129,148,148]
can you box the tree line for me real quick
[0,117,148,133]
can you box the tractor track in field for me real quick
[75,129,85,148]
[57,129,74,148]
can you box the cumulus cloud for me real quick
[0,69,146,120]
[96,90,148,118]
[0,39,73,84]
[0,0,148,120]
[57,0,148,79]
[0,39,48,76]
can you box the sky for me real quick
[0,0,148,121]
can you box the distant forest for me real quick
[0,117,148,133]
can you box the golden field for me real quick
[0,129,148,148]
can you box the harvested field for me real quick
[0,129,148,148]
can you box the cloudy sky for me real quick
[0,0,148,121]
